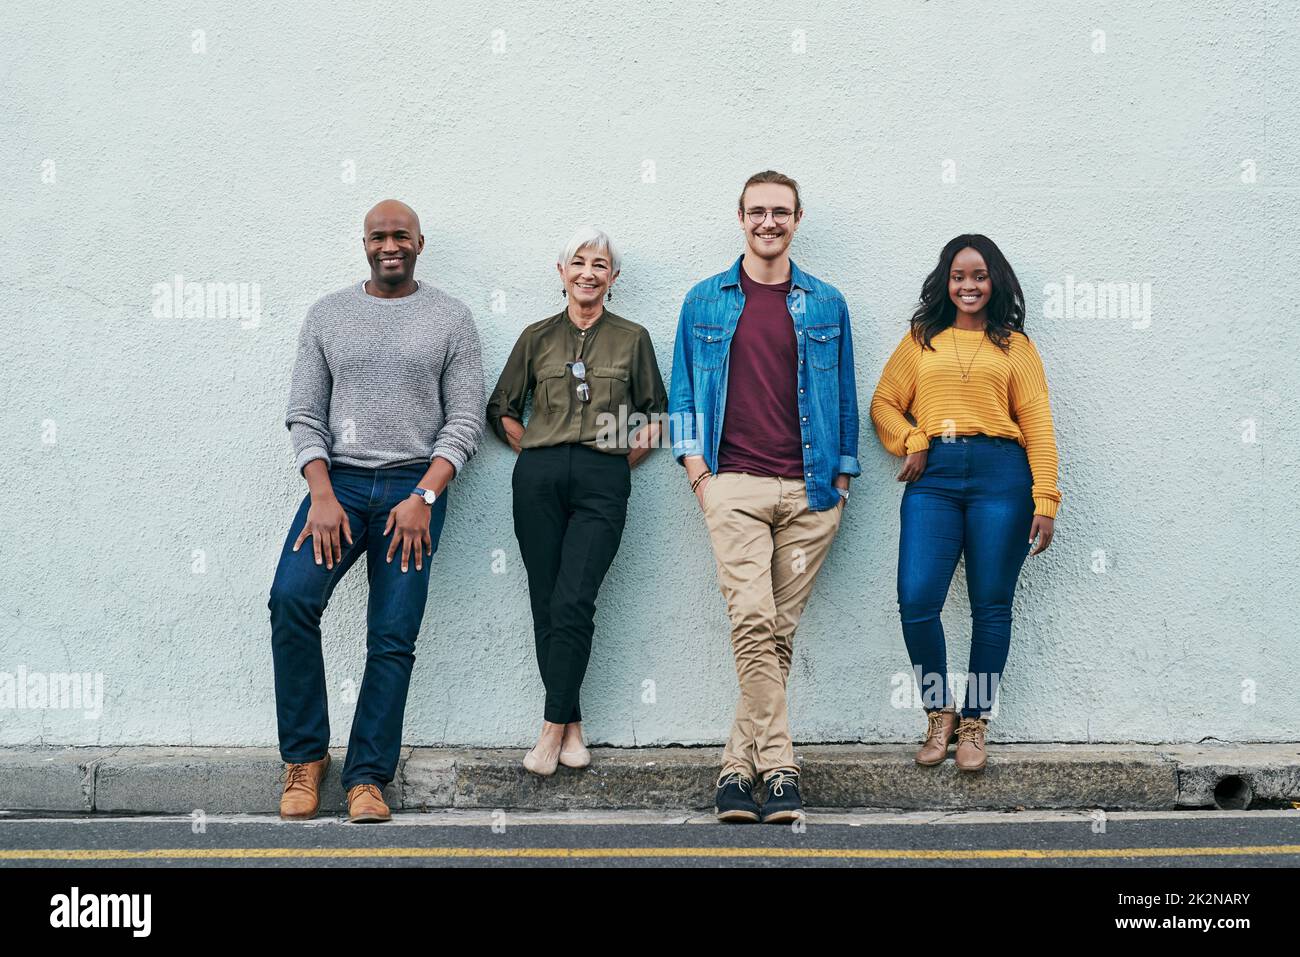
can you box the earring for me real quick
[606,289,613,302]
[561,288,567,298]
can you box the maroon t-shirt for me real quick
[716,265,805,478]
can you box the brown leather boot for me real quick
[279,754,331,820]
[347,783,392,823]
[955,717,989,772]
[915,708,958,766]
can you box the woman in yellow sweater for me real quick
[870,234,1060,772]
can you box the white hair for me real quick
[558,226,621,274]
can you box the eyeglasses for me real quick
[566,360,590,403]
[745,207,794,225]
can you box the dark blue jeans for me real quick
[897,435,1034,718]
[269,462,447,790]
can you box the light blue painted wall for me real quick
[3,1,1296,748]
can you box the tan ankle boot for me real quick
[347,783,392,823]
[955,717,989,772]
[279,754,331,820]
[915,709,959,765]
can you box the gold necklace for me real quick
[950,326,985,382]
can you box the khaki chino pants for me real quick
[700,471,844,781]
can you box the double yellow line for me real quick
[4,845,1299,862]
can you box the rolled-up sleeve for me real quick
[836,297,862,477]
[485,329,533,445]
[631,327,668,416]
[667,297,703,463]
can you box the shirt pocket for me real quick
[534,364,571,414]
[806,323,841,370]
[589,365,630,416]
[691,323,730,371]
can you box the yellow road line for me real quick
[2,845,1299,862]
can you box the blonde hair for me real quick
[738,170,802,213]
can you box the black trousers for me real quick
[512,443,630,724]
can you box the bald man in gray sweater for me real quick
[269,200,485,823]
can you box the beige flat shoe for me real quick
[523,744,560,776]
[559,743,591,769]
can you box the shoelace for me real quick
[282,763,314,792]
[718,771,752,793]
[765,771,799,797]
[351,784,383,802]
[957,720,986,747]
[925,711,946,741]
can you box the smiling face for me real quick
[948,246,992,322]
[739,182,802,262]
[556,244,617,309]
[363,200,424,288]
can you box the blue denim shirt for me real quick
[668,255,861,510]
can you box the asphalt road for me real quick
[1,808,1297,867]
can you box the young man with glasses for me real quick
[668,171,861,823]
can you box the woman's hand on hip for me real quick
[896,450,927,482]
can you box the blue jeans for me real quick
[897,435,1034,718]
[268,462,447,790]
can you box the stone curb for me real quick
[1,744,1297,814]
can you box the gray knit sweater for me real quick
[285,280,485,474]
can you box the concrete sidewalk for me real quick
[2,743,1298,815]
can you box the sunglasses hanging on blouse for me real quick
[566,328,592,403]
[566,359,590,403]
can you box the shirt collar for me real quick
[560,305,607,335]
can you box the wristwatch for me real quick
[412,487,437,505]
[836,487,850,501]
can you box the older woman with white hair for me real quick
[486,227,668,775]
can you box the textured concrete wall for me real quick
[3,1,1296,748]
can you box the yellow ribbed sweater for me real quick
[869,327,1062,518]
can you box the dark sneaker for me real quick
[714,771,760,823]
[759,770,804,824]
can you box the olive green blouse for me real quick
[486,308,668,455]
